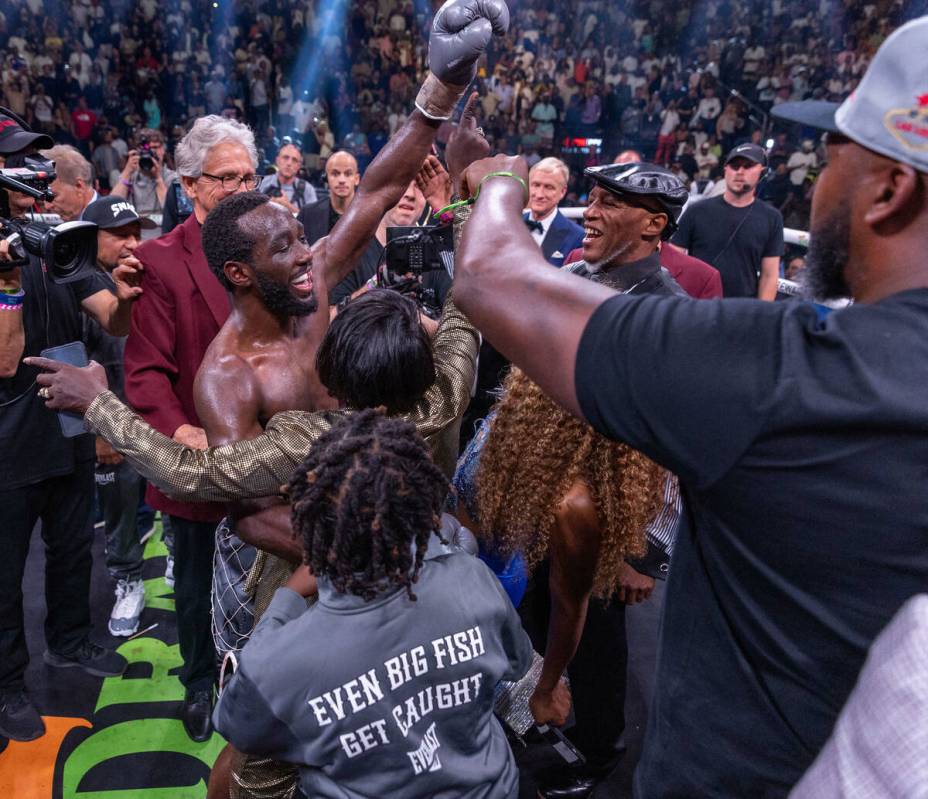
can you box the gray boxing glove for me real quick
[429,0,510,86]
[416,0,510,121]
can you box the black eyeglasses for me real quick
[200,172,260,191]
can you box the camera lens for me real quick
[20,220,98,283]
[53,237,79,272]
[139,155,154,171]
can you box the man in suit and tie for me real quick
[124,115,261,743]
[524,157,585,267]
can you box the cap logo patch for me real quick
[884,96,928,153]
[110,201,136,218]
[0,119,19,132]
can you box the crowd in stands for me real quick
[2,0,925,231]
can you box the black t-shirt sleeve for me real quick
[671,205,695,251]
[763,205,785,258]
[71,270,110,303]
[574,293,796,488]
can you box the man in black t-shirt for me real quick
[82,197,159,640]
[0,112,141,743]
[452,17,928,796]
[672,142,784,299]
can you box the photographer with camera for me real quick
[257,141,317,214]
[0,111,143,744]
[110,128,178,221]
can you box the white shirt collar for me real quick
[529,207,559,241]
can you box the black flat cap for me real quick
[584,162,688,237]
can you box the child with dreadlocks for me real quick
[213,409,533,799]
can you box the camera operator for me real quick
[110,128,178,220]
[81,197,158,638]
[328,179,446,308]
[0,112,143,744]
[41,144,98,221]
[258,141,317,214]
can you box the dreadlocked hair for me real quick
[288,409,450,601]
[475,369,665,599]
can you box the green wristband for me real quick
[475,171,529,204]
[432,199,474,221]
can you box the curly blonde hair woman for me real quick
[465,367,664,790]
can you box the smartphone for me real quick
[39,340,88,438]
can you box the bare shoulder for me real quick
[555,480,600,539]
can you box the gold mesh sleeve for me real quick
[85,392,343,503]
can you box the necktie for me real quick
[525,217,544,234]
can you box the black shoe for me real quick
[537,771,599,799]
[0,690,45,742]
[181,689,214,742]
[44,639,128,677]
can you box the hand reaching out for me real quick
[415,155,453,213]
[446,92,491,183]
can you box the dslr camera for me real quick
[0,153,97,282]
[138,135,155,173]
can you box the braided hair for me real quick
[288,409,450,601]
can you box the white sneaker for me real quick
[164,555,175,589]
[109,579,145,637]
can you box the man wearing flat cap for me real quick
[671,142,784,299]
[526,162,689,799]
[568,161,689,296]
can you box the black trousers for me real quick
[169,515,219,693]
[0,465,94,691]
[519,560,628,777]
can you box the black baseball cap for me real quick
[83,196,158,230]
[584,162,689,239]
[0,107,54,155]
[724,142,768,167]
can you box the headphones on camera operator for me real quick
[710,142,772,266]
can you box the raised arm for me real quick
[454,155,616,418]
[319,0,510,291]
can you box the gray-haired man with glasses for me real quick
[122,114,260,743]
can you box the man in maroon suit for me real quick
[124,115,260,741]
